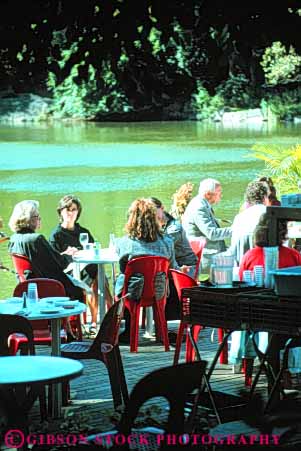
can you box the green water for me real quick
[0,120,300,298]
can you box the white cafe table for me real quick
[0,356,83,430]
[0,298,86,417]
[73,248,119,324]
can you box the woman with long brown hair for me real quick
[115,198,178,342]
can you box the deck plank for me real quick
[27,325,301,447]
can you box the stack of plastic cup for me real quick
[264,247,279,288]
[242,270,253,285]
[232,266,240,282]
[27,282,38,307]
[253,265,264,287]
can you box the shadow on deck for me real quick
[29,325,301,449]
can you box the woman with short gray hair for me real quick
[8,200,84,302]
[8,200,40,232]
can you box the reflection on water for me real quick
[0,121,300,298]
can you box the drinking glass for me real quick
[79,232,89,250]
[27,282,38,306]
[109,233,116,251]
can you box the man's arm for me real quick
[194,205,232,241]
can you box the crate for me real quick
[238,291,301,335]
[281,193,301,208]
[182,285,266,329]
[271,266,301,297]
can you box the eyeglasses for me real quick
[32,215,41,220]
[66,208,78,213]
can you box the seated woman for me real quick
[115,198,178,342]
[8,200,84,302]
[230,213,301,374]
[149,197,197,321]
[49,194,112,335]
[170,182,194,222]
[239,214,301,277]
[257,176,281,206]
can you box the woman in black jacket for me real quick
[49,194,112,334]
[8,199,84,301]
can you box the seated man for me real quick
[182,178,232,272]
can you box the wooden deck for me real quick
[28,324,301,448]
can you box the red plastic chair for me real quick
[188,237,207,280]
[169,269,202,364]
[12,278,69,353]
[11,253,34,282]
[11,254,83,340]
[121,256,170,352]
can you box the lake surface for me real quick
[0,120,300,298]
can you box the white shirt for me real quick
[229,204,266,263]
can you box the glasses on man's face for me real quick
[32,215,41,220]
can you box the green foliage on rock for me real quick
[47,58,131,119]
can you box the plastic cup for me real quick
[254,265,264,287]
[242,270,253,284]
[27,282,38,306]
[94,242,101,258]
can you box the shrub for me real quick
[192,82,224,120]
[250,144,301,195]
[215,74,259,109]
[47,56,131,119]
[261,41,301,86]
[262,88,301,121]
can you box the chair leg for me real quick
[173,322,185,365]
[154,301,169,352]
[61,382,70,407]
[129,305,140,352]
[141,307,146,329]
[218,328,228,364]
[115,348,129,406]
[186,325,202,362]
[242,358,254,387]
[105,353,124,408]
[8,338,19,355]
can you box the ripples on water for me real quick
[0,121,300,297]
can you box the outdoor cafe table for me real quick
[0,356,83,438]
[182,286,301,407]
[0,299,86,417]
[73,248,119,323]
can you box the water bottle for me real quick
[22,292,28,310]
[27,282,38,307]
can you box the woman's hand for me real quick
[61,246,78,256]
[180,265,191,274]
